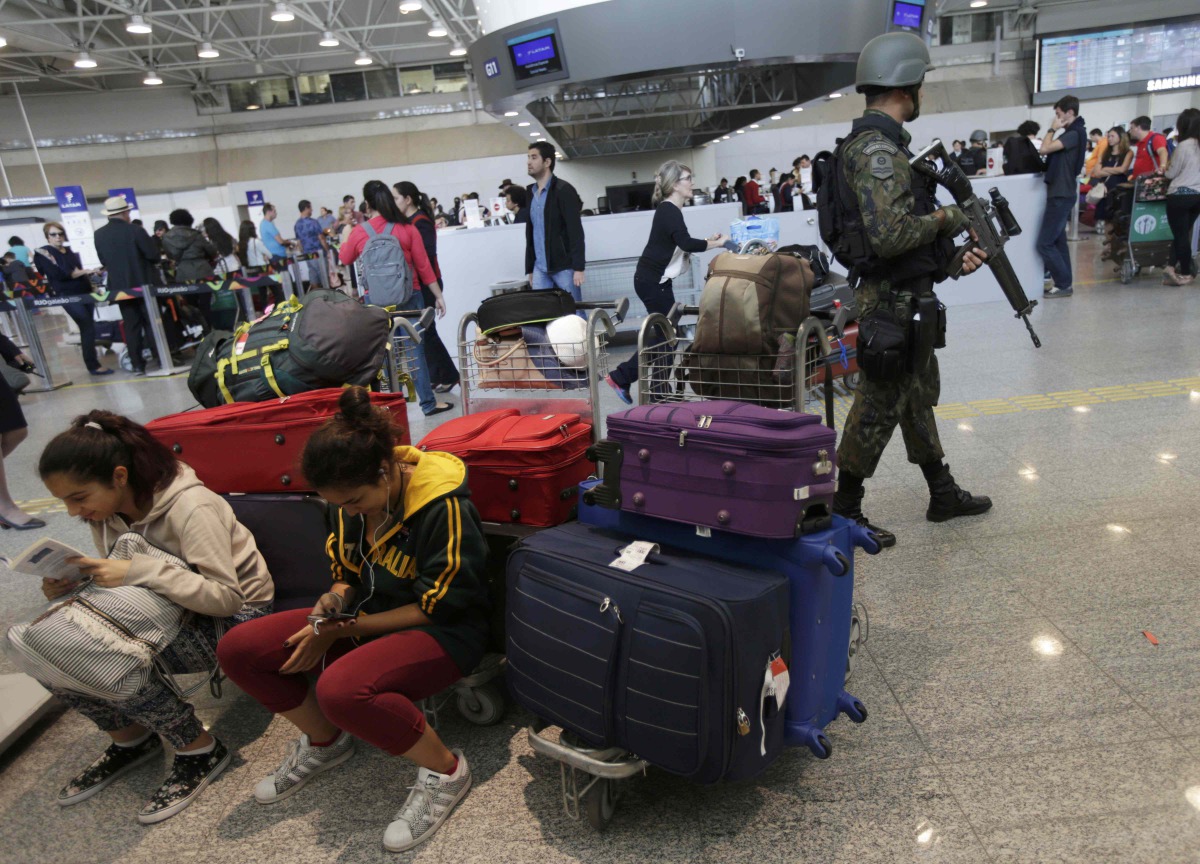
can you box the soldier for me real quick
[821,32,992,548]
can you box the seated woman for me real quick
[217,386,490,853]
[28,411,274,822]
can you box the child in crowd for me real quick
[217,385,490,853]
[14,411,274,822]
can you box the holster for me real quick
[859,292,908,383]
[909,287,939,372]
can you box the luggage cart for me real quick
[1119,175,1174,284]
[456,297,629,457]
[379,307,434,401]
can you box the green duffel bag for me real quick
[188,290,392,408]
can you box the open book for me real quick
[0,538,88,581]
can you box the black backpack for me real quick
[814,138,876,279]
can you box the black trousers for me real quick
[611,274,675,392]
[62,301,100,372]
[1166,193,1200,277]
[118,299,158,371]
[421,287,460,386]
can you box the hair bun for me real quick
[337,386,374,426]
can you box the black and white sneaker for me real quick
[58,735,163,806]
[137,739,231,825]
[383,749,472,853]
[254,731,355,804]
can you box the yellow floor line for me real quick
[934,376,1200,419]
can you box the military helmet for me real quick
[855,32,934,92]
[969,129,988,143]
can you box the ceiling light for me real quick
[517,121,530,127]
[750,124,760,129]
[722,135,730,140]
[355,50,373,65]
[736,129,745,134]
[529,131,540,136]
[449,44,467,56]
[829,92,843,99]
[428,25,447,38]
[197,41,220,59]
[126,14,152,34]
[399,1,423,11]
[74,51,97,68]
[271,2,295,22]
[143,67,163,85]
[246,104,260,110]
[771,115,781,120]
[504,111,519,117]
[319,31,339,47]
[970,0,988,7]
[792,106,803,112]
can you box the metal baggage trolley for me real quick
[1120,174,1174,284]
[379,306,434,401]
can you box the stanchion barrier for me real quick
[1068,196,1081,242]
[0,294,73,392]
[289,251,331,293]
[123,279,253,378]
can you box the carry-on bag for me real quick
[576,483,879,759]
[476,287,575,335]
[188,290,391,408]
[418,408,590,527]
[586,400,836,539]
[148,389,409,494]
[506,522,790,783]
[223,493,331,610]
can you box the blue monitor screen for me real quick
[893,1,923,28]
[507,28,567,82]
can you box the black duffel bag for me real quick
[477,287,575,335]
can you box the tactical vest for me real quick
[817,112,950,286]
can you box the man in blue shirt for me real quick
[259,203,291,267]
[294,199,329,290]
[1037,94,1087,299]
[524,142,586,299]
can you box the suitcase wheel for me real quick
[837,691,868,725]
[809,733,833,760]
[823,547,851,577]
[585,777,618,830]
[456,681,505,726]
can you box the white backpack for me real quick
[359,222,412,307]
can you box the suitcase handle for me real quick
[583,441,623,509]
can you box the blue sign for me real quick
[108,187,138,210]
[246,190,265,206]
[484,57,501,79]
[54,185,87,213]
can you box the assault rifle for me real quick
[909,139,1042,348]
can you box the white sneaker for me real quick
[383,749,472,853]
[254,731,355,804]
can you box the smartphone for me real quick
[306,611,355,633]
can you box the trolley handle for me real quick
[392,316,423,345]
[389,307,435,331]
[576,297,630,324]
[667,303,699,326]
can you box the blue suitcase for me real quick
[507,521,790,784]
[578,480,879,759]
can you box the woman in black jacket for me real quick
[606,161,726,403]
[394,181,460,393]
[162,209,218,324]
[35,222,111,376]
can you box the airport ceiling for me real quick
[0,0,482,93]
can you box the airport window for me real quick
[330,71,368,103]
[297,73,333,106]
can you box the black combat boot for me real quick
[923,462,993,522]
[833,472,896,549]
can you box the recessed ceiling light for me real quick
[428,26,447,37]
[504,111,519,117]
[750,124,759,129]
[270,2,295,22]
[126,14,152,34]
[355,50,373,65]
[529,131,540,136]
[722,135,730,140]
[792,106,803,112]
[736,129,745,134]
[517,121,530,127]
[771,115,781,120]
[74,51,97,68]
[970,0,988,7]
[449,45,467,56]
[197,41,220,59]
[319,31,340,47]
[399,1,422,11]
[143,68,163,85]
[829,92,843,99]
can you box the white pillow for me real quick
[546,315,589,368]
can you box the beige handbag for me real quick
[473,334,556,389]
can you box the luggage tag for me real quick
[609,540,659,572]
[769,653,790,710]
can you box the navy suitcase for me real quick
[223,493,331,610]
[506,522,790,784]
[577,480,879,759]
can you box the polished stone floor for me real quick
[2,234,1200,863]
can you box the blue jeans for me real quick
[398,292,438,414]
[1038,196,1075,289]
[532,265,581,302]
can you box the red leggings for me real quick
[217,608,462,755]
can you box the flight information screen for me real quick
[1039,18,1200,91]
[507,27,567,85]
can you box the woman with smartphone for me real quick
[217,385,490,854]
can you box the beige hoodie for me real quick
[90,465,274,618]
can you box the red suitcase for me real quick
[147,389,410,494]
[418,408,591,527]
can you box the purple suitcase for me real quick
[586,400,836,539]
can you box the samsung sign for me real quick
[1147,75,1200,92]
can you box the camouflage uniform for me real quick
[836,109,968,479]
